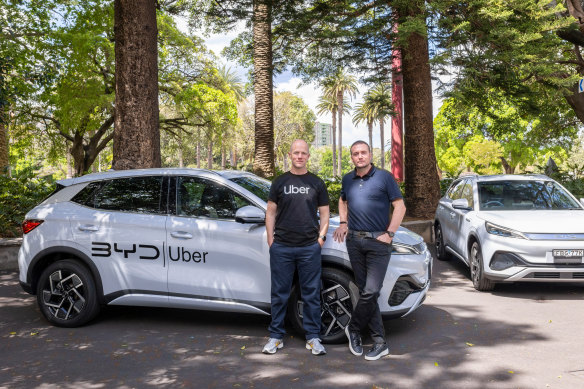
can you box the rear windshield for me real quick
[478,180,582,211]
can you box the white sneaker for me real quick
[262,338,284,354]
[306,338,326,355]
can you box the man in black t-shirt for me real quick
[261,139,330,356]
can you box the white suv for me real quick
[434,174,584,291]
[19,168,432,343]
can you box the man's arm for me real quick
[265,200,277,247]
[318,205,330,247]
[376,198,406,244]
[333,198,349,242]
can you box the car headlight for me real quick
[485,222,528,239]
[392,242,422,254]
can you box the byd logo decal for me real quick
[91,242,208,263]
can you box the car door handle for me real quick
[78,224,99,232]
[171,231,193,239]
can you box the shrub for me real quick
[0,166,55,237]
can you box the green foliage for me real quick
[309,146,352,177]
[323,176,342,214]
[0,164,55,237]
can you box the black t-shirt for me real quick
[268,171,329,246]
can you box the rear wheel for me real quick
[36,260,100,327]
[469,242,495,291]
[434,223,450,261]
[288,267,358,344]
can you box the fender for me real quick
[27,246,105,304]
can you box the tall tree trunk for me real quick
[500,156,514,174]
[399,4,440,218]
[66,152,73,179]
[178,136,184,168]
[368,121,373,155]
[331,108,337,177]
[112,0,160,170]
[0,112,8,175]
[207,138,213,169]
[231,146,237,167]
[283,152,289,171]
[252,0,275,178]
[391,23,405,182]
[196,129,201,168]
[221,144,226,169]
[337,91,343,175]
[379,118,385,170]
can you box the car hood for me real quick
[477,210,584,233]
[327,215,424,246]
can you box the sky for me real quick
[181,18,444,148]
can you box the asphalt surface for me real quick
[1,253,584,389]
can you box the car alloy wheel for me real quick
[36,260,100,327]
[469,242,495,291]
[434,224,450,261]
[288,267,358,344]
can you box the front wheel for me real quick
[36,260,101,327]
[469,242,495,291]
[434,223,450,261]
[288,267,359,344]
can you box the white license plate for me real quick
[552,249,584,259]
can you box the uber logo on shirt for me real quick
[283,185,311,195]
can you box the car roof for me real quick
[462,174,552,182]
[57,168,258,187]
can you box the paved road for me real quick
[1,255,584,389]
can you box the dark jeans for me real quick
[346,235,391,344]
[268,241,322,340]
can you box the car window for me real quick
[89,176,165,214]
[478,180,582,210]
[229,176,271,202]
[177,177,252,219]
[71,181,105,206]
[447,179,466,200]
[460,182,474,209]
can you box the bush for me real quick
[0,166,56,237]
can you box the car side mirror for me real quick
[235,205,266,224]
[452,198,471,210]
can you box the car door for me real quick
[439,179,466,248]
[70,176,169,299]
[166,175,270,310]
[452,180,475,259]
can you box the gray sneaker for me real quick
[364,343,389,361]
[306,338,326,355]
[262,338,284,354]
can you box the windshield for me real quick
[229,176,271,202]
[478,180,582,211]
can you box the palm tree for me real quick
[367,83,394,169]
[323,69,358,175]
[316,94,351,177]
[352,99,376,158]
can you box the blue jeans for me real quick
[346,236,391,344]
[268,241,322,340]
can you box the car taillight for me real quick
[22,219,44,234]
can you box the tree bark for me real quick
[178,136,184,168]
[337,91,344,175]
[112,0,160,170]
[331,108,337,176]
[399,4,441,218]
[500,156,515,174]
[0,112,8,175]
[207,138,213,169]
[221,144,226,169]
[379,118,385,170]
[252,0,275,178]
[391,25,404,182]
[368,120,373,155]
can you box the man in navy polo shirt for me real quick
[333,140,406,361]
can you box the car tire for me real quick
[36,259,100,327]
[288,267,359,344]
[434,223,450,261]
[469,242,495,291]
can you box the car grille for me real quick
[533,272,560,279]
[528,272,584,279]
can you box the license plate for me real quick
[553,249,584,260]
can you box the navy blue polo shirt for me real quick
[340,165,402,232]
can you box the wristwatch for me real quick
[319,235,327,241]
[386,231,395,238]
